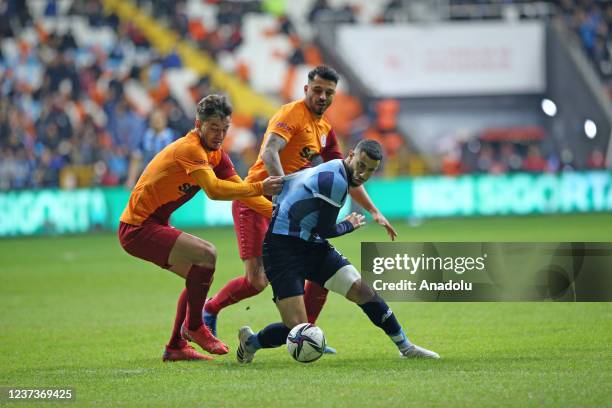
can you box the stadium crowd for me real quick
[0,0,609,191]
[0,0,411,191]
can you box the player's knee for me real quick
[247,272,268,291]
[196,241,217,268]
[347,280,376,304]
[245,258,267,291]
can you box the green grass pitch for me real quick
[1,213,611,407]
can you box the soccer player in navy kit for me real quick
[236,140,439,363]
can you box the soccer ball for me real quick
[286,323,326,363]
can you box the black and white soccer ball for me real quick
[286,323,326,363]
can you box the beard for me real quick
[345,165,360,187]
[348,178,362,187]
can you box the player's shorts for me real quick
[262,233,351,300]
[232,200,269,260]
[118,220,181,269]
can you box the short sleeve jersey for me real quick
[245,100,334,183]
[270,159,348,242]
[120,130,237,226]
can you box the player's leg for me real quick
[118,222,215,361]
[304,281,329,324]
[166,231,229,355]
[203,257,265,336]
[203,201,268,335]
[237,234,308,363]
[344,278,439,358]
[317,244,440,359]
[162,289,212,362]
[303,280,337,353]
[237,295,307,363]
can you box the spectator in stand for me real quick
[587,148,606,169]
[522,145,548,172]
[560,147,576,171]
[308,0,332,23]
[125,109,176,188]
[500,142,523,172]
[477,144,502,173]
[106,96,146,152]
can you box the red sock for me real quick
[185,265,214,330]
[205,276,261,315]
[167,288,188,349]
[304,281,329,324]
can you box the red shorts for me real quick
[118,220,182,269]
[232,200,270,260]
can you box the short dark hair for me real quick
[355,139,383,161]
[308,65,340,84]
[196,94,232,121]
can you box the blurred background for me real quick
[1,0,611,237]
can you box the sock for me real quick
[205,276,261,315]
[245,333,262,353]
[255,323,291,349]
[389,329,412,353]
[358,294,412,351]
[304,281,329,324]
[185,265,215,330]
[166,288,188,349]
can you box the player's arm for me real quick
[261,133,287,176]
[349,186,398,241]
[225,175,273,218]
[314,199,365,238]
[191,168,282,200]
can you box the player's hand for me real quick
[345,212,366,230]
[371,210,397,241]
[262,176,283,196]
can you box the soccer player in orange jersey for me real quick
[118,95,283,362]
[204,66,397,353]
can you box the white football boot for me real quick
[400,344,440,359]
[237,326,256,364]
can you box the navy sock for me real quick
[359,295,412,351]
[255,322,291,349]
[358,294,403,337]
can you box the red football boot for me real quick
[181,324,229,355]
[162,344,213,362]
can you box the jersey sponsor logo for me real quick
[275,121,291,131]
[300,146,319,161]
[178,183,193,194]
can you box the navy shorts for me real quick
[262,233,350,301]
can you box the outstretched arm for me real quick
[191,168,282,201]
[224,175,273,219]
[349,185,397,241]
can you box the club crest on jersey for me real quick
[321,134,327,147]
